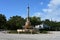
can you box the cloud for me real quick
[31,12,46,21]
[32,12,41,17]
[42,0,60,22]
[32,0,60,22]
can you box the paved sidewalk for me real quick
[0,31,60,40]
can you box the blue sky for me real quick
[0,0,60,22]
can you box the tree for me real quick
[0,14,6,29]
[44,19,50,25]
[7,15,25,30]
[43,19,60,31]
[30,16,41,27]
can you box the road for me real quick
[0,31,60,40]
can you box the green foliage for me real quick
[42,19,60,31]
[30,16,41,26]
[0,14,7,29]
[7,15,25,30]
[40,30,48,34]
[0,13,60,31]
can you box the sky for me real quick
[0,0,60,22]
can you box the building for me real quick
[35,23,50,30]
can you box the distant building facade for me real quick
[35,23,50,30]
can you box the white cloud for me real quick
[32,0,60,22]
[31,12,46,21]
[31,12,41,17]
[42,0,60,22]
[43,9,52,13]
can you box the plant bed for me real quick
[40,30,48,34]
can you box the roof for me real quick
[35,23,50,29]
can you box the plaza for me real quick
[0,31,60,40]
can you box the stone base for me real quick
[17,29,37,34]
